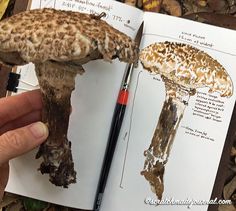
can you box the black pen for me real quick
[93,22,144,211]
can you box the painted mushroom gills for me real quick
[35,62,79,187]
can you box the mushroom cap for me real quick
[139,42,233,97]
[0,8,138,65]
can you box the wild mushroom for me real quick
[139,41,233,199]
[0,8,138,187]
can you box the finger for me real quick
[0,110,42,135]
[0,122,48,165]
[0,162,9,200]
[0,89,42,127]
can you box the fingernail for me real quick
[30,122,48,139]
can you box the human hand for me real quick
[0,90,48,200]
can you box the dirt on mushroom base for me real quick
[139,41,233,199]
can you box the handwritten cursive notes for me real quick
[31,0,143,34]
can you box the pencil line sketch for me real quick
[139,41,233,199]
[40,0,56,9]
[119,70,143,188]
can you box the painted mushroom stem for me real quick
[0,8,138,187]
[139,41,233,199]
[141,76,193,199]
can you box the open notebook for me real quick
[6,0,236,210]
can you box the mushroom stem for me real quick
[141,76,190,199]
[34,61,80,188]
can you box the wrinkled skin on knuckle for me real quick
[0,130,26,158]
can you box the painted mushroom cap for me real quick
[0,8,138,66]
[139,42,233,97]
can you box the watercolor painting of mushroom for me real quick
[139,41,233,199]
[0,8,138,187]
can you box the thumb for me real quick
[0,122,48,165]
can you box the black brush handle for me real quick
[93,89,128,211]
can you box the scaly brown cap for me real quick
[0,8,138,66]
